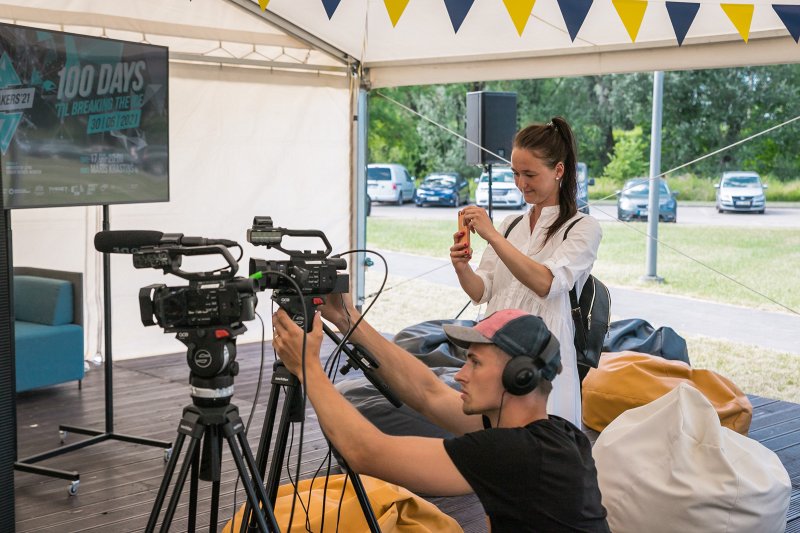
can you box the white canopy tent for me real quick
[3,0,799,359]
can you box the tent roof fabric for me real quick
[3,0,798,88]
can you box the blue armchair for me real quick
[13,267,85,392]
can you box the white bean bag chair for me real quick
[593,383,791,533]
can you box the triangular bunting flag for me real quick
[665,1,699,45]
[556,0,593,42]
[502,0,537,36]
[321,0,342,19]
[721,3,754,42]
[258,0,269,11]
[773,4,800,43]
[384,0,411,27]
[443,0,476,33]
[612,0,648,42]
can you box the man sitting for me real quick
[272,297,609,532]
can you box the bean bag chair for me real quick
[593,384,791,533]
[602,318,689,364]
[222,474,463,532]
[392,319,473,368]
[582,351,752,434]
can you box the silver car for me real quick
[367,163,416,205]
[715,171,767,214]
[475,167,525,209]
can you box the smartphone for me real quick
[457,210,470,248]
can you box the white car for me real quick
[715,171,767,214]
[475,167,525,209]
[367,163,416,205]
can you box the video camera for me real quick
[94,230,257,406]
[247,216,348,332]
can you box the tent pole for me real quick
[643,70,664,282]
[355,83,369,310]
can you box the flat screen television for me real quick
[0,22,169,209]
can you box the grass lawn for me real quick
[364,217,800,401]
[366,218,800,314]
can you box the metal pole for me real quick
[355,84,368,309]
[644,71,664,282]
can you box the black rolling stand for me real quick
[14,206,171,495]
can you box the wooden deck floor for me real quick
[13,339,800,532]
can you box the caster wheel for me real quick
[68,480,79,496]
[59,430,67,444]
[164,447,173,462]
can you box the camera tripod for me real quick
[238,325,396,533]
[145,327,278,532]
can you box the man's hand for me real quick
[317,292,361,333]
[272,309,324,379]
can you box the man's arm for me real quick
[318,294,483,436]
[272,311,473,496]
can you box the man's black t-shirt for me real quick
[443,415,609,532]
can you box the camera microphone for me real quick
[94,230,237,254]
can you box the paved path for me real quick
[371,248,800,355]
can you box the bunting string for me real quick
[256,0,800,47]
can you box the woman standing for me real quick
[451,117,602,425]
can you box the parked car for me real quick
[715,171,767,214]
[475,167,525,208]
[476,163,595,211]
[576,162,594,214]
[367,163,415,205]
[414,172,470,207]
[616,177,678,222]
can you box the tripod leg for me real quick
[266,384,302,504]
[188,440,200,533]
[342,457,382,533]
[208,426,222,533]
[146,431,188,532]
[240,380,282,533]
[224,412,280,532]
[160,417,205,532]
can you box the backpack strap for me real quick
[564,216,585,314]
[503,215,525,239]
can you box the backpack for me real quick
[504,215,610,369]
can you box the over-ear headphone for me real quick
[501,334,561,396]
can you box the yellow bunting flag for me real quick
[384,0,411,27]
[612,0,648,42]
[258,0,269,11]
[721,3,754,42]
[502,0,538,36]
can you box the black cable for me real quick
[228,311,267,530]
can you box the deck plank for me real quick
[14,340,800,532]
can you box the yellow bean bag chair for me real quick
[222,473,463,533]
[582,351,752,434]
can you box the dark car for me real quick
[616,177,678,223]
[415,172,470,207]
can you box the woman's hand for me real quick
[459,206,499,243]
[450,229,472,269]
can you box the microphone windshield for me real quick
[94,230,164,253]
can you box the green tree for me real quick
[602,127,649,183]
